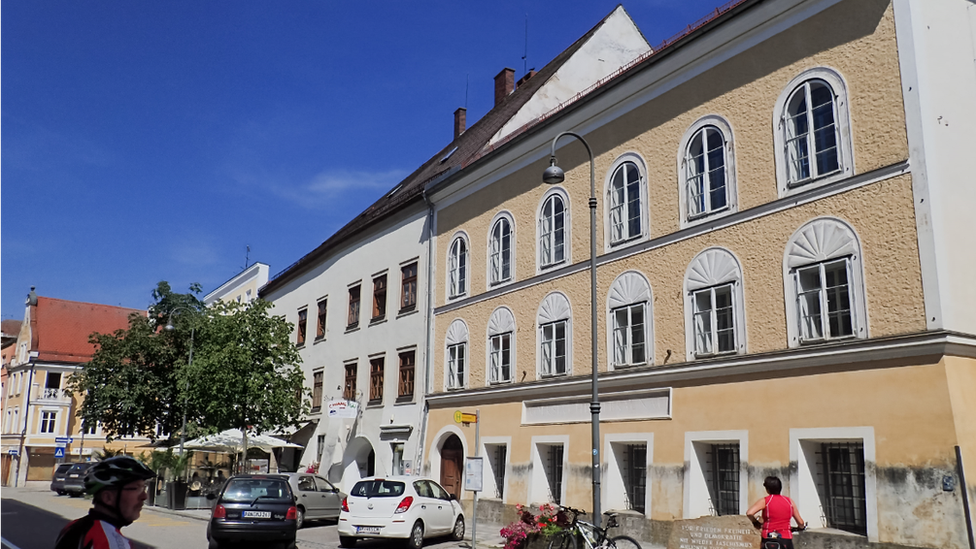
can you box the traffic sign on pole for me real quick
[8,449,18,456]
[54,447,66,459]
[55,437,74,444]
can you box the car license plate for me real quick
[69,474,79,478]
[243,511,271,519]
[357,526,381,534]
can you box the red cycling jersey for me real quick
[55,509,133,549]
[761,494,795,539]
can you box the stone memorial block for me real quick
[668,515,760,549]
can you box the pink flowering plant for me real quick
[500,503,569,549]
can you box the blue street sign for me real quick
[8,449,18,456]
[54,447,66,458]
[55,437,73,444]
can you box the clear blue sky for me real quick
[2,0,729,320]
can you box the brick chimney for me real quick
[494,68,515,106]
[516,70,537,88]
[454,107,466,140]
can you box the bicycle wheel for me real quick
[548,530,579,549]
[608,535,642,549]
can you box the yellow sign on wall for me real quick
[454,411,478,424]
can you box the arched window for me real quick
[605,154,647,247]
[488,213,514,285]
[607,271,653,369]
[679,116,736,226]
[538,189,569,270]
[445,319,469,389]
[448,234,468,299]
[537,292,572,377]
[487,307,516,384]
[783,218,867,347]
[683,248,746,360]
[774,68,853,196]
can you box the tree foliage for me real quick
[187,299,308,436]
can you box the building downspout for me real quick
[15,358,36,487]
[957,445,976,549]
[416,187,436,475]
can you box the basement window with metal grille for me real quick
[707,443,740,516]
[545,444,564,504]
[818,442,867,535]
[623,444,647,514]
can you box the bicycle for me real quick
[546,505,642,549]
[759,523,807,549]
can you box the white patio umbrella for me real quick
[184,428,303,452]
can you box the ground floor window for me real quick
[545,444,564,504]
[685,432,747,519]
[818,442,867,535]
[624,444,647,513]
[486,443,507,499]
[708,443,740,515]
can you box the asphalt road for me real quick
[1,484,494,549]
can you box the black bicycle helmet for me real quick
[84,456,156,495]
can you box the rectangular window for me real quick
[369,357,384,403]
[819,442,867,535]
[545,444,564,504]
[84,421,97,435]
[487,444,507,499]
[488,333,512,383]
[708,443,740,516]
[623,444,647,514]
[612,303,646,367]
[796,259,853,342]
[400,262,418,313]
[40,411,56,434]
[44,372,62,399]
[693,284,735,356]
[297,308,308,346]
[392,443,405,475]
[398,351,415,400]
[347,286,361,328]
[343,363,357,401]
[540,321,567,376]
[311,371,323,413]
[317,435,326,462]
[316,299,327,339]
[447,343,465,389]
[372,275,387,321]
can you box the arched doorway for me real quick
[440,435,463,499]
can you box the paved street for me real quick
[1,482,503,549]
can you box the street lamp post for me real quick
[542,131,602,527]
[165,309,195,457]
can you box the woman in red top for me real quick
[746,476,805,549]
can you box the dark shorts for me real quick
[761,539,794,549]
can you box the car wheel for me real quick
[451,516,465,541]
[295,506,305,529]
[407,521,424,549]
[339,536,357,548]
[58,490,66,496]
[68,492,81,498]
[208,537,220,549]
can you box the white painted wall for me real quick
[894,0,976,335]
[263,204,430,493]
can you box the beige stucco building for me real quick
[421,1,976,548]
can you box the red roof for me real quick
[30,297,146,364]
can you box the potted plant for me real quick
[141,450,170,507]
[501,504,567,549]
[164,449,193,510]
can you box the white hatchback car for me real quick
[338,476,465,548]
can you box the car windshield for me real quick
[68,464,90,473]
[350,479,406,498]
[220,478,291,503]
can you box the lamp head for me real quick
[542,156,565,185]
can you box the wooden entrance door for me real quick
[440,435,463,499]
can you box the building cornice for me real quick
[424,330,975,408]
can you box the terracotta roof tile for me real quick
[31,297,146,364]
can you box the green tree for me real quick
[68,282,203,442]
[186,299,308,458]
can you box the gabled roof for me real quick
[30,297,146,364]
[262,6,643,296]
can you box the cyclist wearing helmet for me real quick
[55,456,156,549]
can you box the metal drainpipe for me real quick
[957,445,975,549]
[15,360,36,487]
[416,187,436,475]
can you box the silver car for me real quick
[279,472,345,528]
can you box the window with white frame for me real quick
[679,117,736,226]
[4,409,11,433]
[538,189,568,269]
[606,158,646,246]
[538,292,571,377]
[791,427,876,540]
[483,441,509,500]
[40,411,57,434]
[488,214,514,285]
[774,68,853,196]
[487,307,515,384]
[684,431,748,519]
[783,218,866,347]
[684,248,746,360]
[445,319,468,390]
[607,271,653,369]
[448,235,468,298]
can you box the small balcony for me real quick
[36,387,71,404]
